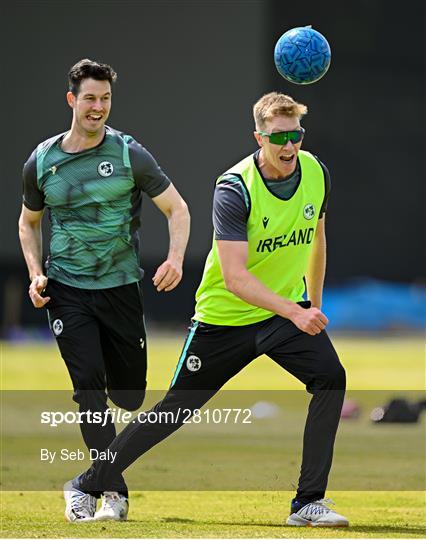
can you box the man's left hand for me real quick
[152,260,183,292]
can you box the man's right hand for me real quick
[290,306,328,335]
[29,275,50,308]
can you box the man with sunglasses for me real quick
[65,92,348,528]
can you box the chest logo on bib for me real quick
[98,161,114,177]
[303,203,315,220]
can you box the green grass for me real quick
[1,491,425,538]
[1,335,425,538]
[2,335,425,391]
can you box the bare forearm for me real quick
[306,232,326,308]
[226,268,328,335]
[218,237,328,335]
[167,202,190,264]
[18,222,44,280]
[226,270,302,321]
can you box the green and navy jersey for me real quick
[22,126,171,289]
[194,150,327,325]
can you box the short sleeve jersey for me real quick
[22,126,171,289]
[213,151,330,241]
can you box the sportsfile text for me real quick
[41,408,133,427]
[41,407,253,427]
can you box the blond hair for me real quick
[253,92,307,130]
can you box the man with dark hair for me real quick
[68,58,117,95]
[64,91,348,528]
[18,58,190,522]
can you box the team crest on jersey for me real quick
[186,355,201,372]
[98,161,114,177]
[52,319,63,336]
[303,203,315,220]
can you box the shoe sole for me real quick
[64,513,94,523]
[287,517,349,527]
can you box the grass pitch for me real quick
[1,491,425,538]
[3,334,425,391]
[1,334,425,538]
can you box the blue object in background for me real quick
[322,280,426,331]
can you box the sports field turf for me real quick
[1,335,425,538]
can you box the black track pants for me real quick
[46,279,148,495]
[79,308,345,501]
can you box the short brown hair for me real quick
[68,58,117,96]
[253,92,307,130]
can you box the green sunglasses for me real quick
[257,127,305,145]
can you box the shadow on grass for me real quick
[344,525,426,535]
[240,522,426,535]
[161,517,197,524]
[160,519,426,536]
[57,519,426,537]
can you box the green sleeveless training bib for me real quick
[194,150,325,325]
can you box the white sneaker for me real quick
[286,498,349,527]
[94,491,129,521]
[64,480,97,522]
